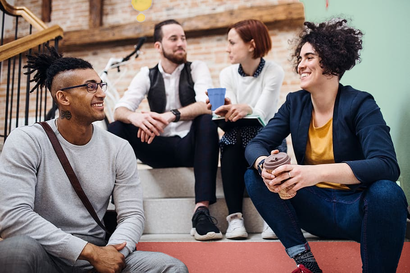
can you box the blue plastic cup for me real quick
[207,88,226,111]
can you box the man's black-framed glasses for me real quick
[60,82,108,93]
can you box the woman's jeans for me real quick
[245,169,408,272]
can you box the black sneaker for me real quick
[190,206,223,241]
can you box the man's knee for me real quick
[194,113,212,123]
[107,120,126,137]
[0,236,46,270]
[0,235,41,256]
[159,255,188,273]
[125,251,188,273]
[193,114,217,133]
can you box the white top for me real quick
[115,60,213,138]
[219,60,285,124]
[0,120,144,264]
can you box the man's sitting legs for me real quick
[108,114,222,241]
[0,235,81,272]
[0,235,188,272]
[187,114,222,240]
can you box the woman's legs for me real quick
[358,180,408,272]
[221,143,248,215]
[297,180,408,272]
[221,144,249,239]
[244,169,308,249]
[246,169,408,272]
[245,169,322,272]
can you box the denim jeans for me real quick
[245,169,408,272]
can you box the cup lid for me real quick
[263,152,291,170]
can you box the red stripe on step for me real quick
[138,241,410,273]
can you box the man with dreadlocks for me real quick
[0,46,188,273]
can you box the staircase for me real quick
[132,166,410,273]
[0,0,63,146]
[138,166,263,235]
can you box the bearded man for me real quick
[108,19,222,241]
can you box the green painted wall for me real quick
[300,0,410,199]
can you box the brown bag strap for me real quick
[38,121,110,235]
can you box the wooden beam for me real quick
[1,0,48,31]
[89,0,103,28]
[62,2,305,51]
[0,25,63,62]
[41,0,52,22]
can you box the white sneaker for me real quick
[261,222,317,239]
[226,212,248,239]
[302,229,318,239]
[261,221,278,239]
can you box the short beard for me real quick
[162,47,187,64]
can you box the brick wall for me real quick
[1,0,303,159]
[13,0,299,31]
[64,27,300,113]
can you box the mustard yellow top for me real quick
[305,116,350,190]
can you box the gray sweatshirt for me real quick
[0,120,144,264]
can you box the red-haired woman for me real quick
[208,19,285,239]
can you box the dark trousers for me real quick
[221,138,287,215]
[221,143,248,214]
[108,114,219,204]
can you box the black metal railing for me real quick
[0,1,62,146]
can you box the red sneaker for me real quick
[292,264,313,273]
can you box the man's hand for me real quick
[79,242,126,273]
[136,111,174,144]
[128,111,168,141]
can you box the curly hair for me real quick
[24,45,93,94]
[291,18,363,79]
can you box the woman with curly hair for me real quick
[244,18,408,272]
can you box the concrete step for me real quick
[143,197,262,234]
[140,232,319,242]
[114,166,410,239]
[136,167,263,234]
[139,167,225,199]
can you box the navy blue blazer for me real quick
[245,84,400,188]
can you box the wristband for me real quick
[170,109,181,122]
[257,158,265,176]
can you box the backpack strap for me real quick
[38,121,110,235]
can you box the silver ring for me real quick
[288,171,292,178]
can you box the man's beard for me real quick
[162,47,187,64]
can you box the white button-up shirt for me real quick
[115,60,213,138]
